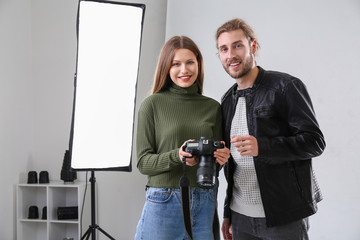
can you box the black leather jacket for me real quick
[221,66,326,227]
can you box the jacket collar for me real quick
[228,66,265,100]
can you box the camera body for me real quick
[183,137,224,188]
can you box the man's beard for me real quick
[223,54,254,79]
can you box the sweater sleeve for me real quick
[136,98,182,176]
[214,105,223,141]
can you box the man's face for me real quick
[217,29,255,79]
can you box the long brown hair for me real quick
[152,36,204,94]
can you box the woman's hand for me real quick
[179,140,197,166]
[214,141,230,165]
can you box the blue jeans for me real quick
[135,187,217,240]
[231,210,309,240]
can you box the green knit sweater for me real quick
[136,83,222,188]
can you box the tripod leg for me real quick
[81,227,91,240]
[97,226,116,240]
[86,232,91,240]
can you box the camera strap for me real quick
[213,177,220,240]
[179,157,194,240]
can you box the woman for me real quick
[135,36,230,240]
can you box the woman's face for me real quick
[169,48,198,88]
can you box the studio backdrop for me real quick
[69,0,145,171]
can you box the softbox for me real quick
[69,0,145,171]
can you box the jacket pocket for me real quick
[291,161,314,202]
[290,166,304,198]
[254,106,275,117]
[253,106,281,137]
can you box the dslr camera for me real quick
[182,137,224,188]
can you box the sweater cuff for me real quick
[169,148,182,165]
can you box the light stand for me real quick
[81,171,115,240]
[69,1,145,239]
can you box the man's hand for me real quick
[222,218,232,240]
[231,135,258,156]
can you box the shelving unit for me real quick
[17,181,91,240]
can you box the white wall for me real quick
[2,0,360,239]
[0,0,167,239]
[0,0,33,239]
[166,0,360,239]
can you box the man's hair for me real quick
[152,36,204,94]
[215,18,260,52]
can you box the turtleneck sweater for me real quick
[136,83,222,188]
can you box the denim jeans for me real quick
[135,187,217,240]
[231,210,309,240]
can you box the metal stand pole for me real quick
[81,171,115,240]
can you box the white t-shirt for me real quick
[230,96,265,218]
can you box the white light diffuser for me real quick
[70,0,145,171]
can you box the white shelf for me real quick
[17,181,91,240]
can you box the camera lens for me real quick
[197,156,216,189]
[197,170,215,188]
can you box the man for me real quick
[216,18,326,240]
